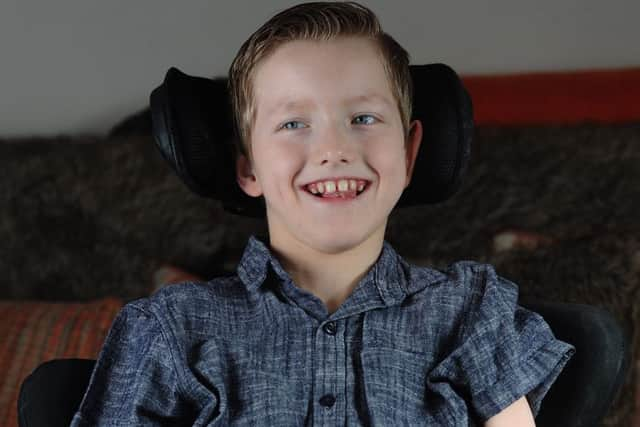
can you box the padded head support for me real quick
[150,64,473,218]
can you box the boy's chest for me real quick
[191,308,467,426]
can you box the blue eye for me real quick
[353,114,377,125]
[281,121,306,130]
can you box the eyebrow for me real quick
[264,93,394,118]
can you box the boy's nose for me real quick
[312,129,357,165]
[319,148,353,165]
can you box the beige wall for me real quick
[1,0,638,137]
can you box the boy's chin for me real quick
[265,209,387,255]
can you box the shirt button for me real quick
[319,394,336,408]
[322,321,337,335]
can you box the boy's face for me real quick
[237,36,422,255]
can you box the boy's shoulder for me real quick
[404,258,513,291]
[127,274,251,321]
[400,257,519,308]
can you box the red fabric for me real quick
[462,67,640,125]
[0,298,123,427]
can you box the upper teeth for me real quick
[307,179,366,194]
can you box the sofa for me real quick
[1,67,639,426]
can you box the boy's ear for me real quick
[236,153,263,197]
[404,119,423,188]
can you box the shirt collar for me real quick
[236,235,410,307]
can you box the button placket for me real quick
[313,319,345,425]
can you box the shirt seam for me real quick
[455,265,483,345]
[127,302,190,399]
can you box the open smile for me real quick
[300,178,371,203]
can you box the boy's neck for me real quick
[268,231,385,315]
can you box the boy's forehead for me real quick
[253,37,394,116]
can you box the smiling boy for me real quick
[235,34,422,315]
[71,2,574,426]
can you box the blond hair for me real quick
[228,1,412,159]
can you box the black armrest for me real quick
[520,300,631,427]
[18,358,96,427]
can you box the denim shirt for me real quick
[71,235,575,426]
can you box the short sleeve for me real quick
[429,263,576,423]
[70,303,194,426]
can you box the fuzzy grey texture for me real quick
[0,135,266,300]
[1,123,638,426]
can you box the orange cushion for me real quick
[0,298,123,427]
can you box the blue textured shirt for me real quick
[71,235,575,426]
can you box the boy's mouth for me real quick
[301,178,370,199]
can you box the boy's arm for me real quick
[70,303,194,426]
[484,396,536,427]
[424,262,574,423]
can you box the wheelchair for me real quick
[18,64,630,427]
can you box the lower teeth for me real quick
[319,190,359,198]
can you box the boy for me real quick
[72,2,574,426]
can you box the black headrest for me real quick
[150,64,473,218]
